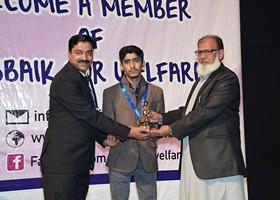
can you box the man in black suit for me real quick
[40,34,150,200]
[149,35,246,200]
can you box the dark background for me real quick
[240,1,279,199]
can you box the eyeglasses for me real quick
[194,49,219,56]
[122,57,142,64]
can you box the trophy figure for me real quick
[138,101,150,130]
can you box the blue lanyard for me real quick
[86,76,100,111]
[120,82,148,118]
[89,88,97,108]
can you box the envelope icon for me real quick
[6,110,29,125]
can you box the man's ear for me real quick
[142,61,145,72]
[120,63,124,71]
[218,49,224,60]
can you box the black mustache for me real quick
[78,60,90,63]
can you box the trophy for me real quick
[138,101,150,130]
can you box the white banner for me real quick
[0,0,245,199]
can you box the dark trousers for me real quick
[42,172,90,200]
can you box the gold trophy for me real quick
[138,101,150,130]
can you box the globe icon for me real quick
[6,130,25,148]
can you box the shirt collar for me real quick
[123,76,143,89]
[200,73,211,82]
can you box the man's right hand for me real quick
[148,111,163,123]
[128,126,150,140]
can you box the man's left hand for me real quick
[103,134,120,147]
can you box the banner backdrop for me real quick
[0,0,245,199]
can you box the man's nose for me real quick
[81,52,89,60]
[130,61,136,68]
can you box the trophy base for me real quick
[137,119,159,131]
[138,119,150,131]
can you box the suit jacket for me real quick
[103,76,165,173]
[40,61,130,174]
[163,64,246,179]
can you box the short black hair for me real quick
[119,45,144,63]
[68,34,97,52]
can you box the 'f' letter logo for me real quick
[7,154,24,171]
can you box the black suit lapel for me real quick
[67,61,99,108]
[182,78,200,116]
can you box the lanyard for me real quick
[86,76,100,111]
[120,81,148,118]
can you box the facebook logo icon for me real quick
[7,154,24,171]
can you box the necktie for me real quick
[85,75,100,110]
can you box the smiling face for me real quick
[68,41,94,74]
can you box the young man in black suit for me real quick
[40,34,149,200]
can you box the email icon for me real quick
[6,110,29,125]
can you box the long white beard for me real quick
[197,54,221,77]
